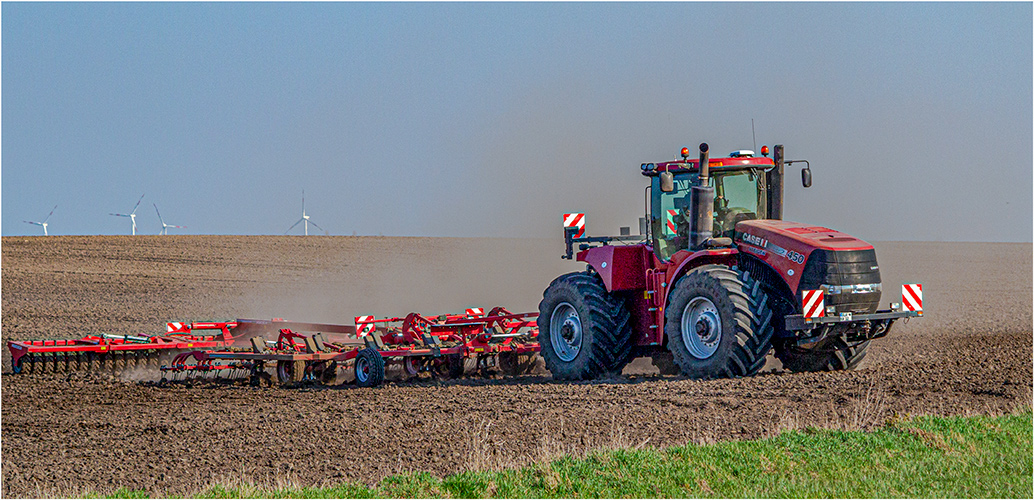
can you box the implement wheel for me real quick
[13,356,27,374]
[776,337,870,372]
[354,348,385,388]
[664,265,774,379]
[538,272,634,380]
[276,360,306,384]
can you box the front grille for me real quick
[799,249,882,314]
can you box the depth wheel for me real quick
[354,348,385,387]
[276,360,306,384]
[664,265,774,379]
[13,356,27,374]
[537,272,633,380]
[776,337,870,372]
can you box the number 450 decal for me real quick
[787,250,806,264]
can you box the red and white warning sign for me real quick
[563,213,585,238]
[665,209,678,235]
[354,316,376,337]
[902,284,923,312]
[465,307,485,317]
[166,322,189,334]
[801,289,825,318]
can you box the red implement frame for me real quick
[160,307,540,386]
[6,318,362,374]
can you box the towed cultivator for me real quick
[8,320,243,375]
[7,308,540,388]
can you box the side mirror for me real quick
[801,167,812,188]
[660,172,674,192]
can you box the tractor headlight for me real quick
[821,283,881,295]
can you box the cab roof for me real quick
[641,156,774,176]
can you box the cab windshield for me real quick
[652,169,767,261]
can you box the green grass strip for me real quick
[108,411,1032,498]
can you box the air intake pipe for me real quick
[689,143,715,250]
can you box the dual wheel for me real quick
[539,266,775,380]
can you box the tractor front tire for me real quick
[538,272,633,381]
[776,337,870,372]
[664,265,774,379]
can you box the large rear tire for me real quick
[664,265,774,379]
[776,337,870,372]
[538,272,633,380]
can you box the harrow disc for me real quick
[403,357,420,377]
[41,354,55,374]
[58,354,71,373]
[317,361,339,384]
[125,352,138,371]
[101,353,114,372]
[84,353,99,372]
[499,352,537,376]
[114,353,126,375]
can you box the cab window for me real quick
[652,169,766,261]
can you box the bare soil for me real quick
[2,236,1031,497]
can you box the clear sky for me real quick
[3,2,1031,241]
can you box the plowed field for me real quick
[2,236,1030,497]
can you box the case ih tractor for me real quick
[539,143,922,380]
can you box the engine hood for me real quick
[735,220,873,252]
[733,220,878,297]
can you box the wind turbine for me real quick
[23,205,57,236]
[110,194,145,235]
[154,204,186,235]
[285,190,327,236]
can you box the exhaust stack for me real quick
[689,143,715,250]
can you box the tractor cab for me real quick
[645,152,774,261]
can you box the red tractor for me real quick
[539,143,922,380]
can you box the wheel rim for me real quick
[356,357,370,383]
[681,297,722,359]
[550,302,582,362]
